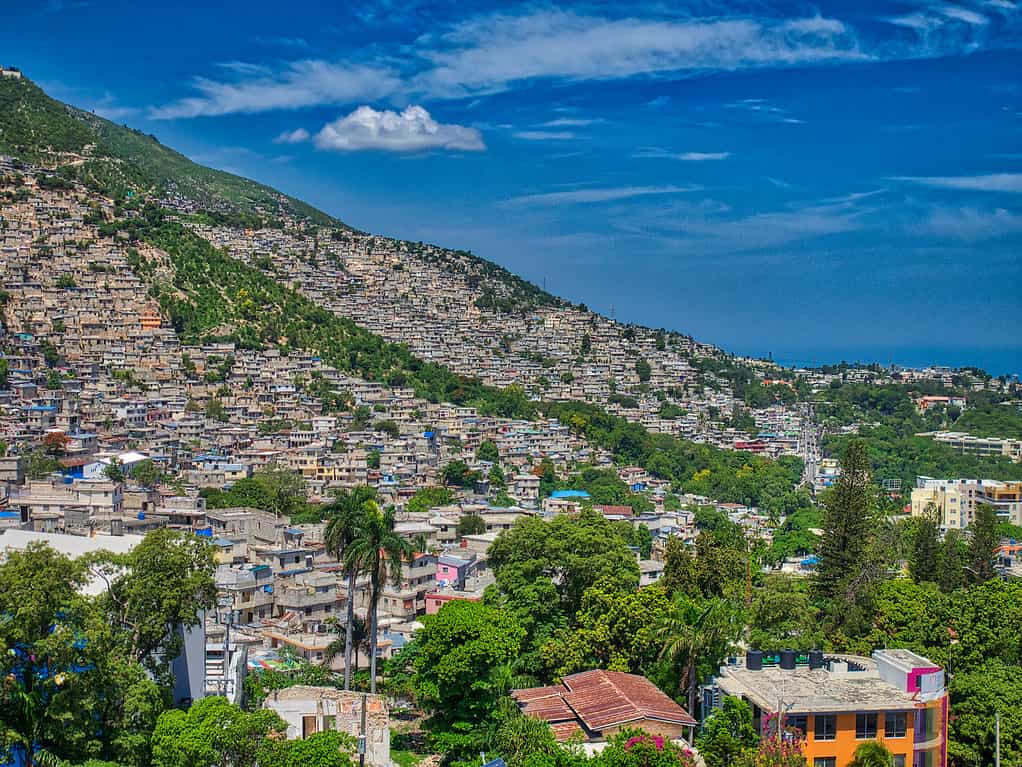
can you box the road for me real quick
[799,403,820,489]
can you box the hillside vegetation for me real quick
[0,75,336,225]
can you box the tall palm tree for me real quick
[344,504,412,694]
[658,595,740,716]
[323,485,376,690]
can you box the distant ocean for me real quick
[732,345,1022,378]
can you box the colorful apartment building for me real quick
[706,649,947,767]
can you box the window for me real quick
[856,712,878,739]
[886,712,908,738]
[814,714,836,741]
[893,756,906,767]
[813,759,836,767]
[786,714,808,737]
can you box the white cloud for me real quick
[151,4,1019,119]
[634,147,730,161]
[513,130,576,140]
[414,11,866,98]
[540,117,601,127]
[679,151,730,161]
[313,105,484,152]
[150,60,401,119]
[922,206,1022,239]
[891,173,1022,192]
[503,185,696,207]
[274,128,310,144]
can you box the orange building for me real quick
[709,649,947,767]
[139,308,162,330]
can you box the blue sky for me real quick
[3,0,1021,373]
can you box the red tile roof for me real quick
[563,670,697,730]
[512,670,696,741]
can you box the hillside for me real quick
[0,73,336,226]
[0,74,561,313]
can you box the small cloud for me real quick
[922,206,1022,240]
[215,61,274,77]
[513,130,576,140]
[274,128,311,144]
[633,147,730,161]
[314,105,485,152]
[88,91,139,122]
[645,96,672,109]
[503,185,697,207]
[678,151,731,161]
[540,117,602,127]
[890,173,1022,192]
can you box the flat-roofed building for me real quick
[708,649,947,767]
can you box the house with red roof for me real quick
[511,670,697,750]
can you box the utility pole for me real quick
[358,693,367,767]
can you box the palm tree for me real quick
[323,486,376,690]
[325,613,369,677]
[658,595,740,716]
[344,504,412,694]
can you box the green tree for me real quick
[697,697,758,767]
[476,440,500,464]
[937,529,969,593]
[658,595,743,714]
[968,503,999,583]
[492,701,571,767]
[366,449,381,470]
[406,486,455,513]
[948,661,1022,767]
[456,513,486,539]
[541,583,672,679]
[151,696,308,767]
[205,397,227,422]
[748,576,825,652]
[102,457,125,483]
[635,358,652,383]
[441,460,478,487]
[131,459,164,489]
[253,463,307,519]
[92,529,216,679]
[413,601,525,731]
[344,504,412,693]
[813,440,880,629]
[0,543,165,767]
[487,509,640,631]
[909,510,940,584]
[593,728,697,767]
[323,486,375,690]
[847,741,894,767]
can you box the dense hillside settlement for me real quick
[1,71,1021,767]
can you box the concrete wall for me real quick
[264,687,390,767]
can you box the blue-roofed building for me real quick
[549,489,590,499]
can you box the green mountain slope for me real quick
[0,74,336,225]
[0,73,559,309]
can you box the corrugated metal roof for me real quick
[512,670,696,738]
[562,670,697,731]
